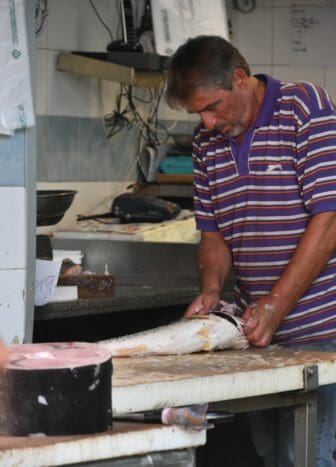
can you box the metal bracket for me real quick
[303,365,319,392]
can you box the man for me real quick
[165,35,336,466]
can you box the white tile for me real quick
[47,49,121,117]
[272,7,291,65]
[250,65,273,76]
[234,7,273,65]
[36,48,48,115]
[93,80,121,117]
[77,0,111,52]
[47,0,78,50]
[0,269,26,344]
[75,76,120,119]
[273,0,326,6]
[47,50,83,116]
[228,0,270,9]
[325,68,336,100]
[0,187,26,269]
[158,101,198,123]
[272,65,325,86]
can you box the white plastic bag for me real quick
[0,0,35,135]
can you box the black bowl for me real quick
[37,190,77,226]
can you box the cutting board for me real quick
[112,348,336,414]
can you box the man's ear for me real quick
[232,68,248,88]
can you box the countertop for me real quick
[0,422,205,467]
[35,284,201,320]
[112,347,336,414]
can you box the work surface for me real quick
[112,348,336,414]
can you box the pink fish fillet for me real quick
[99,301,248,357]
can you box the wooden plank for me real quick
[112,348,336,414]
[156,174,194,184]
[142,183,193,198]
[56,53,165,88]
[0,423,205,467]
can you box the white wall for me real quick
[36,0,336,125]
[36,0,192,234]
[0,188,27,344]
[35,0,336,235]
[229,0,336,97]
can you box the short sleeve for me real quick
[296,84,336,215]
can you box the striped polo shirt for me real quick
[193,74,336,345]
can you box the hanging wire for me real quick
[89,0,114,42]
[35,0,49,36]
[103,82,170,146]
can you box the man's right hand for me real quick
[0,341,8,369]
[184,291,220,317]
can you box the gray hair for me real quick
[165,35,250,109]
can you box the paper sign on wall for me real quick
[150,0,229,56]
[290,6,336,67]
[0,0,35,135]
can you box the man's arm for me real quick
[242,211,336,347]
[184,231,232,317]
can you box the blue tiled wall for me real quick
[0,131,25,186]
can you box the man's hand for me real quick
[0,341,8,369]
[241,295,283,347]
[184,291,220,317]
[184,231,232,318]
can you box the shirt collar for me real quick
[253,74,281,127]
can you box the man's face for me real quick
[184,83,250,138]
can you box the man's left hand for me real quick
[241,295,282,347]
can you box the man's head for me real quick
[165,35,256,138]
[166,35,250,109]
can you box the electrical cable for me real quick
[89,0,114,42]
[35,0,49,36]
[102,82,170,146]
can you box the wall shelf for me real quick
[56,53,165,88]
[142,174,194,202]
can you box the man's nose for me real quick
[200,112,217,130]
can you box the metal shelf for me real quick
[56,53,165,87]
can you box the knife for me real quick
[114,409,234,424]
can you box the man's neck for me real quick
[235,77,266,144]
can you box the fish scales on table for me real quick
[99,302,249,357]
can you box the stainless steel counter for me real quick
[35,284,199,320]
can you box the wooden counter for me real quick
[112,347,336,414]
[112,347,336,466]
[0,422,205,467]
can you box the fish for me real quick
[98,301,249,357]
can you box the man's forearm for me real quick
[198,231,232,294]
[242,211,336,347]
[184,231,232,317]
[271,211,336,319]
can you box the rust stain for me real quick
[115,344,146,357]
[197,327,211,350]
[197,327,209,339]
